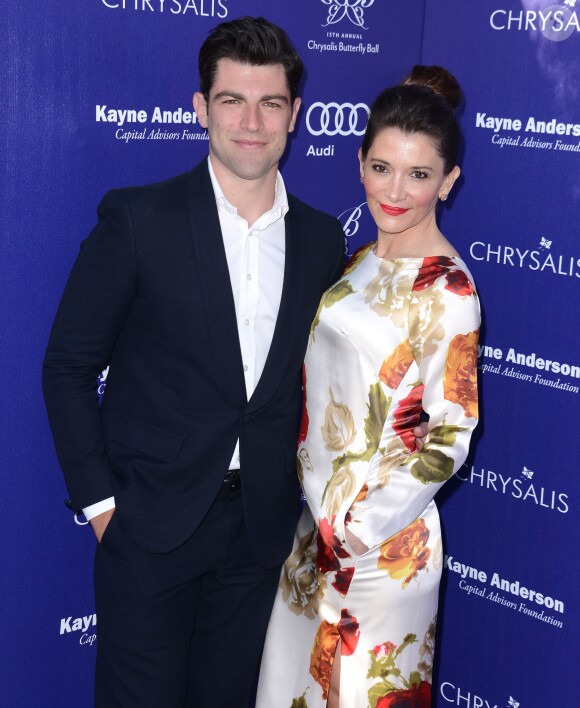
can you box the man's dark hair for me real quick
[198,16,303,103]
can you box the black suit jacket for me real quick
[43,160,344,566]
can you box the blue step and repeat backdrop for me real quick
[2,1,578,705]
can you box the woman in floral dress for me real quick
[257,66,480,708]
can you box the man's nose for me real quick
[241,104,263,132]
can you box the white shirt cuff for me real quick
[82,497,116,521]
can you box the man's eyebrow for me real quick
[261,94,290,104]
[212,91,244,101]
[212,91,289,104]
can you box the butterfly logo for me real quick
[507,697,520,708]
[522,466,534,480]
[539,237,552,250]
[321,0,375,29]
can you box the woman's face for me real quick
[359,127,459,242]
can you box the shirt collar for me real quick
[207,156,289,227]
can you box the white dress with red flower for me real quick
[256,245,480,708]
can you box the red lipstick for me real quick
[380,204,409,216]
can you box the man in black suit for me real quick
[43,17,344,707]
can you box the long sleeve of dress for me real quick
[340,262,480,552]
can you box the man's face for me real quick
[193,59,301,184]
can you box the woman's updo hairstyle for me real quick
[360,65,462,174]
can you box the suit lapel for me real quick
[247,202,306,413]
[185,163,247,406]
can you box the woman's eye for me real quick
[411,170,428,179]
[372,164,388,173]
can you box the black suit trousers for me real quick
[93,488,281,708]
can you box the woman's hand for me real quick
[413,421,429,450]
[344,526,369,555]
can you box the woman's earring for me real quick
[360,175,364,183]
[439,193,448,201]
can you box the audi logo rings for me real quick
[306,102,370,137]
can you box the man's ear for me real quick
[288,97,301,133]
[193,92,208,129]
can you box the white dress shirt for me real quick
[83,158,288,520]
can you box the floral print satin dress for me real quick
[256,245,480,708]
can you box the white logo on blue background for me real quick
[338,202,366,238]
[522,466,534,480]
[337,202,368,255]
[306,102,369,137]
[321,0,375,29]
